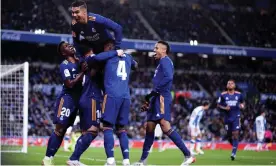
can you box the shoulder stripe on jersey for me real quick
[235,91,241,94]
[221,91,227,94]
[62,60,68,65]
[88,16,96,21]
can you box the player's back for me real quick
[104,54,133,99]
[189,106,204,126]
[255,115,266,132]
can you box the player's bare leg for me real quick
[116,125,130,166]
[231,130,239,161]
[67,126,98,166]
[137,121,157,165]
[159,119,195,165]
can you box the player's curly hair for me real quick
[57,41,66,56]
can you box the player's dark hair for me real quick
[71,0,87,9]
[157,40,170,54]
[203,101,209,106]
[259,110,265,115]
[104,39,115,46]
[79,39,92,55]
[57,41,66,56]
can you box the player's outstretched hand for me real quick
[116,49,125,57]
[140,101,149,112]
[81,62,88,72]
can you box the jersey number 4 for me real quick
[117,61,127,80]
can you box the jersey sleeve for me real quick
[93,14,122,48]
[153,59,173,92]
[71,21,81,56]
[239,93,245,103]
[86,50,117,63]
[59,63,71,81]
[217,94,225,105]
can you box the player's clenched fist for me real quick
[140,101,149,112]
[116,49,125,57]
[81,62,88,72]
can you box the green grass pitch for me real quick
[1,146,276,165]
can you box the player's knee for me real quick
[232,131,239,139]
[146,121,156,133]
[159,120,171,133]
[116,124,126,134]
[54,124,67,137]
[86,125,99,136]
[102,121,113,130]
[164,128,174,136]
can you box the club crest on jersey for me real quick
[88,16,96,21]
[72,68,76,71]
[235,96,238,100]
[92,28,96,33]
[80,31,84,35]
[226,97,229,100]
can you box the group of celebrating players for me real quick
[41,0,267,166]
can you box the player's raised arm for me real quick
[92,14,123,48]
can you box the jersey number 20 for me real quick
[117,61,127,80]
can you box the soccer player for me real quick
[66,41,125,166]
[71,0,123,54]
[254,110,266,151]
[188,102,210,155]
[100,40,138,166]
[137,41,195,166]
[217,79,245,161]
[42,41,88,165]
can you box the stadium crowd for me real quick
[7,62,272,143]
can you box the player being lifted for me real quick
[217,79,245,161]
[188,102,210,155]
[254,110,266,151]
[42,42,88,166]
[66,41,125,166]
[100,40,138,166]
[137,41,195,166]
[71,0,122,54]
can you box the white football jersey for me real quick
[255,115,266,132]
[189,106,204,127]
